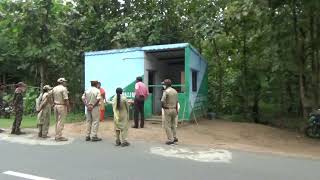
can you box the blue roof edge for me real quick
[85,43,190,56]
[85,43,208,65]
[85,47,143,56]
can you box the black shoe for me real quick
[121,141,130,147]
[91,137,102,142]
[140,125,144,128]
[85,136,91,141]
[173,137,178,143]
[15,131,26,135]
[115,140,121,146]
[55,137,68,141]
[165,141,175,145]
[41,135,50,139]
[131,125,138,128]
[38,125,43,137]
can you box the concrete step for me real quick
[146,115,162,122]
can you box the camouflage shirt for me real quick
[13,88,24,110]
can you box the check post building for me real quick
[84,43,208,122]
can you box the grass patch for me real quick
[0,113,85,129]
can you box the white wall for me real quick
[85,50,144,100]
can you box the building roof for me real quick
[85,43,206,64]
[85,43,189,56]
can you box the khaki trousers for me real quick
[86,107,100,137]
[54,105,67,138]
[163,109,177,141]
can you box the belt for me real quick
[54,103,66,106]
[163,107,177,109]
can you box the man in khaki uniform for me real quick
[161,79,179,145]
[37,85,53,138]
[82,80,102,142]
[52,78,69,141]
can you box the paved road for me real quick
[0,137,319,180]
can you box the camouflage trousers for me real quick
[12,109,23,132]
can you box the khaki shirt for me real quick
[161,87,178,109]
[82,87,101,106]
[52,85,68,105]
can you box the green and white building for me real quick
[84,43,208,122]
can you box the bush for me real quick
[23,88,40,115]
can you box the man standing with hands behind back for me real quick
[82,80,102,142]
[161,79,179,145]
[52,78,69,141]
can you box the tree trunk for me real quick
[242,33,249,118]
[38,0,52,89]
[39,63,45,90]
[252,83,261,123]
[309,8,318,109]
[286,82,294,113]
[292,0,307,119]
[213,39,224,112]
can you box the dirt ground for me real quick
[60,118,320,159]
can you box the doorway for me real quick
[145,48,185,116]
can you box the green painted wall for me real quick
[177,93,187,120]
[191,68,208,118]
[144,94,153,118]
[184,46,191,121]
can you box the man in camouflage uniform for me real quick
[52,78,69,141]
[37,85,53,138]
[161,79,179,145]
[11,82,27,135]
[82,80,102,142]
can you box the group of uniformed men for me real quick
[3,77,179,145]
[8,78,69,141]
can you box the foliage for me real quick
[2,0,320,129]
[23,88,39,114]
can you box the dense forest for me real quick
[1,0,320,129]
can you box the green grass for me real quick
[0,113,85,129]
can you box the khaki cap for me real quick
[43,85,53,90]
[57,78,67,83]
